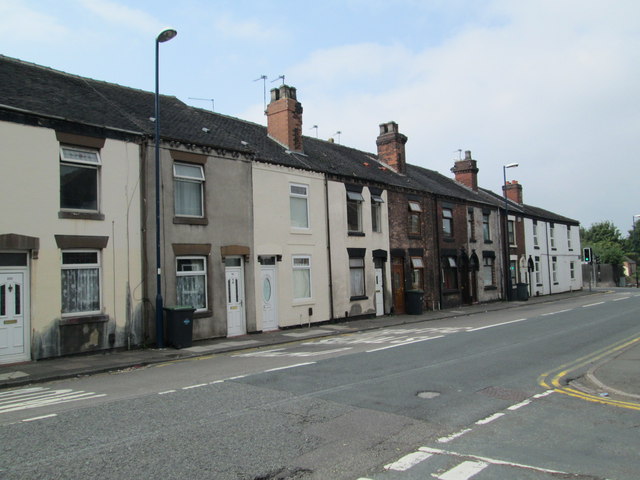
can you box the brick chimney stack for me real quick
[451,150,479,191]
[376,121,408,174]
[503,180,523,204]
[266,85,303,152]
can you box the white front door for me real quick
[261,266,278,331]
[375,268,385,316]
[225,258,246,337]
[0,272,29,363]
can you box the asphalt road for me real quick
[1,292,639,480]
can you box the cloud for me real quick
[282,0,640,230]
[214,13,287,43]
[0,1,69,42]
[76,0,164,35]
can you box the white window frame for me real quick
[347,191,364,233]
[535,256,542,284]
[482,256,495,287]
[507,219,516,246]
[533,222,539,247]
[173,162,205,218]
[60,145,101,212]
[483,213,491,241]
[61,249,102,316]
[410,257,424,290]
[550,225,556,249]
[290,183,310,229]
[567,227,573,250]
[442,208,453,237]
[552,256,558,283]
[176,256,208,311]
[371,194,384,233]
[292,255,312,300]
[349,257,366,298]
[570,261,575,279]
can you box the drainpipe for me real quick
[434,196,443,310]
[545,222,552,295]
[324,176,335,320]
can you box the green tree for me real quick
[591,241,625,266]
[581,221,622,245]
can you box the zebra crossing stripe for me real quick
[436,460,488,479]
[0,387,106,414]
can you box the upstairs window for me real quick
[347,191,364,234]
[468,209,476,241]
[507,220,515,246]
[567,227,573,250]
[550,224,556,249]
[408,201,422,236]
[60,146,101,212]
[533,221,539,247]
[442,208,453,237]
[483,213,491,242]
[371,193,384,233]
[290,184,309,228]
[174,163,204,217]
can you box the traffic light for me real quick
[583,247,592,263]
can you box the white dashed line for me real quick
[22,413,57,422]
[474,412,505,425]
[366,336,444,353]
[507,399,532,411]
[158,390,176,395]
[435,460,488,479]
[583,302,605,308]
[437,428,472,443]
[264,362,316,372]
[182,383,207,390]
[468,318,527,332]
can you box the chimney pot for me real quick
[376,121,407,174]
[266,85,304,152]
[451,150,479,191]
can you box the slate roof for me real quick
[0,54,578,225]
[480,188,579,225]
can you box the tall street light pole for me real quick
[503,163,518,300]
[634,214,640,288]
[155,28,177,348]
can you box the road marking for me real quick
[613,297,630,301]
[507,399,531,411]
[437,428,472,443]
[182,383,207,390]
[541,309,573,316]
[158,390,176,395]
[582,302,605,307]
[384,451,432,471]
[366,336,444,353]
[420,446,569,475]
[474,412,505,425]
[234,347,351,358]
[22,413,57,422]
[436,460,488,479]
[468,318,527,332]
[0,387,106,414]
[538,334,640,410]
[264,362,316,372]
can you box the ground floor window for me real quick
[570,261,575,279]
[349,257,366,297]
[410,257,424,290]
[61,250,101,315]
[442,256,458,290]
[176,256,207,310]
[482,256,495,287]
[292,256,312,300]
[552,256,558,283]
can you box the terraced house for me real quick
[0,55,582,363]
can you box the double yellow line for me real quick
[538,333,640,410]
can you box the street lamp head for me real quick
[157,28,177,43]
[504,163,519,169]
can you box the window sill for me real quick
[193,310,212,319]
[290,228,313,235]
[59,211,105,221]
[350,295,368,301]
[59,314,109,326]
[534,246,540,250]
[484,286,498,291]
[292,299,315,306]
[174,217,208,225]
[348,232,365,237]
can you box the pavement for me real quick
[1,288,639,402]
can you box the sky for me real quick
[2,0,639,235]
